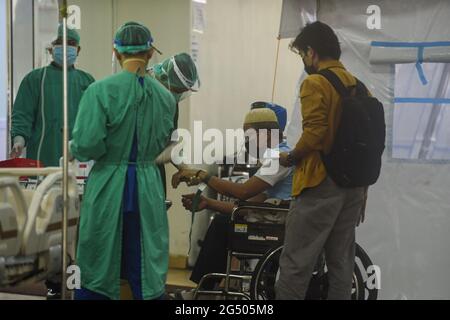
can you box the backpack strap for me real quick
[355,78,370,97]
[318,69,352,97]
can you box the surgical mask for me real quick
[303,61,318,75]
[53,45,78,67]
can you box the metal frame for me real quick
[192,204,289,300]
[55,0,70,300]
[6,0,12,158]
[4,0,70,299]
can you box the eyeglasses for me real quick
[289,41,301,55]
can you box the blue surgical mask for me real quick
[53,45,78,67]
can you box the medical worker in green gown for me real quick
[149,53,200,194]
[150,52,200,114]
[71,22,177,300]
[10,25,95,167]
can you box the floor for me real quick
[167,268,196,289]
[0,293,45,300]
[0,268,196,300]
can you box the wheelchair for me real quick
[193,200,378,300]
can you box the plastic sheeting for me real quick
[393,63,450,161]
[278,0,316,38]
[282,0,450,299]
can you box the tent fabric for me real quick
[370,44,450,65]
[393,63,450,161]
[281,0,450,299]
[278,0,316,39]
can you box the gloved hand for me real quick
[171,168,208,188]
[10,136,25,159]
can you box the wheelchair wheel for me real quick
[354,243,378,300]
[249,246,283,300]
[249,243,378,300]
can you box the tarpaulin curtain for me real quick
[281,0,450,299]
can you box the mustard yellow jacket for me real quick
[292,60,357,197]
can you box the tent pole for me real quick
[58,0,69,301]
[6,0,12,158]
[271,38,281,104]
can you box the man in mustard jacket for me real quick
[277,21,366,300]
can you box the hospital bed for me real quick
[0,166,80,287]
[0,160,174,290]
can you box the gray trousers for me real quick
[275,176,365,300]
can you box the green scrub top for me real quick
[11,63,95,167]
[70,71,177,300]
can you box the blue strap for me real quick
[415,47,428,85]
[371,41,450,48]
[371,41,450,86]
[394,98,450,104]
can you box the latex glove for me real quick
[10,136,25,159]
[171,168,207,189]
[155,138,184,165]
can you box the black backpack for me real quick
[318,69,386,188]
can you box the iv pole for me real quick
[58,0,70,300]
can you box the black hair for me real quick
[292,21,341,60]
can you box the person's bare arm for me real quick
[206,176,271,201]
[205,198,236,215]
[182,192,269,216]
[182,194,235,215]
[173,169,272,201]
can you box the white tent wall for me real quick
[190,0,302,135]
[281,0,450,299]
[185,0,303,262]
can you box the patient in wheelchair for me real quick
[172,106,293,295]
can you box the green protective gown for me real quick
[70,70,177,300]
[11,63,95,167]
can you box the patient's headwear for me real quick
[114,21,158,54]
[251,102,287,132]
[244,108,280,130]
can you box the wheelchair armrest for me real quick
[235,200,291,210]
[231,200,290,222]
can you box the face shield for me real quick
[169,57,201,92]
